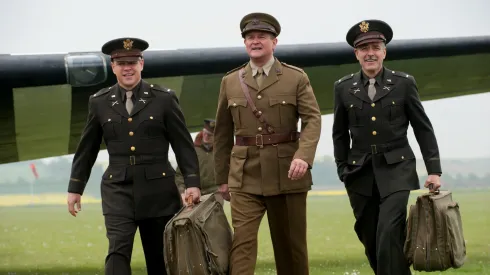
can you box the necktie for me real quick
[368,78,376,101]
[125,91,134,115]
[255,67,264,87]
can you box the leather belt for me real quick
[109,155,168,165]
[235,131,300,148]
[354,137,409,154]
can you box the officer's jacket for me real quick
[332,67,442,194]
[68,80,200,195]
[213,58,322,196]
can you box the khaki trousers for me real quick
[229,191,309,275]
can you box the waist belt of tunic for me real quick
[235,131,300,148]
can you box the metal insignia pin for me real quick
[112,101,119,106]
[387,79,392,82]
[144,92,149,94]
[353,88,360,94]
[111,95,116,98]
[353,82,357,85]
[383,86,390,90]
[139,98,146,104]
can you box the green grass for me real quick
[0,190,489,275]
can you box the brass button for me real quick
[352,161,356,164]
[392,101,395,105]
[282,100,286,104]
[162,172,166,176]
[129,131,134,136]
[371,103,375,107]
[109,175,112,179]
[150,84,154,87]
[371,116,376,121]
[130,146,135,151]
[258,111,262,115]
[372,131,377,136]
[401,156,405,159]
[257,95,262,99]
[258,127,262,131]
[108,118,111,122]
[150,116,153,119]
[350,104,354,108]
[128,118,133,122]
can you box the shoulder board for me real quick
[335,73,354,85]
[391,70,411,79]
[91,86,113,98]
[224,62,247,76]
[149,84,172,93]
[281,62,304,73]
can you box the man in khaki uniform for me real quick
[175,119,222,204]
[213,12,322,275]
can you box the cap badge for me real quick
[210,121,215,127]
[251,19,260,25]
[359,21,369,33]
[123,39,133,50]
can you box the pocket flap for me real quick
[102,166,126,181]
[347,152,367,166]
[102,114,122,125]
[345,100,363,110]
[231,146,248,159]
[228,98,248,108]
[269,95,297,106]
[381,97,404,108]
[384,146,415,164]
[145,164,173,180]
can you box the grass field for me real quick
[0,189,489,275]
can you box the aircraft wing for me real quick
[1,35,489,164]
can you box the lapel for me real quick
[372,67,397,102]
[242,63,259,91]
[106,85,129,118]
[129,80,154,116]
[258,59,281,93]
[349,72,371,103]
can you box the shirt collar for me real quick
[250,56,275,77]
[119,79,142,99]
[361,67,384,86]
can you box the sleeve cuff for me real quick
[185,176,201,189]
[425,159,442,175]
[68,179,86,195]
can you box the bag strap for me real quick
[238,68,275,134]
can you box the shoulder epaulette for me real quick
[225,62,247,76]
[149,83,172,93]
[335,73,355,85]
[391,70,416,84]
[91,86,113,98]
[281,62,304,73]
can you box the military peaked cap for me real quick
[203,118,216,132]
[240,12,281,38]
[346,19,393,48]
[101,37,149,60]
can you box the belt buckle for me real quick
[371,144,377,154]
[130,155,136,165]
[255,134,264,148]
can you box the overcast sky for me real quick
[0,0,489,162]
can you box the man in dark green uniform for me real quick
[175,119,221,204]
[332,20,442,275]
[66,37,201,275]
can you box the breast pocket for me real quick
[101,114,122,140]
[269,95,297,127]
[227,98,248,129]
[381,98,405,125]
[345,100,364,127]
[138,114,165,138]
